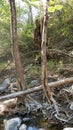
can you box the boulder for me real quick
[19,124,27,130]
[4,117,21,130]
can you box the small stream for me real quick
[0,116,63,130]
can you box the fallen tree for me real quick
[0,77,73,101]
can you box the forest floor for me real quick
[0,52,73,128]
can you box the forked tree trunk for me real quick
[41,0,52,102]
[9,0,25,90]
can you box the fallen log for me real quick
[0,77,73,101]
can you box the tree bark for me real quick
[9,0,25,90]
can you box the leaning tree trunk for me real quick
[9,0,25,90]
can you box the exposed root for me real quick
[51,96,59,115]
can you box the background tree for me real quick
[9,0,25,90]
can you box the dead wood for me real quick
[59,68,73,76]
[48,49,73,58]
[0,77,73,101]
[22,49,73,58]
[41,0,53,103]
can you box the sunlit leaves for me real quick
[0,0,10,22]
[55,5,63,10]
[48,0,63,13]
[48,6,55,12]
[49,0,55,6]
[48,4,63,12]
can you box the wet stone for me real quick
[4,117,21,130]
[19,124,27,130]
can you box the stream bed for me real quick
[0,116,63,130]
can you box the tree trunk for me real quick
[34,19,42,50]
[9,0,25,90]
[41,1,59,113]
[41,0,52,102]
[28,0,33,24]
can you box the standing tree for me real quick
[9,0,25,90]
[41,0,59,113]
[41,0,51,102]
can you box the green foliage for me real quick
[18,23,34,50]
[48,6,55,13]
[47,60,55,69]
[0,0,73,61]
[48,5,63,13]
[48,0,63,13]
[35,53,41,61]
[0,0,10,53]
[0,61,7,70]
[48,0,73,49]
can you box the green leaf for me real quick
[48,6,55,12]
[55,5,63,10]
[49,0,55,6]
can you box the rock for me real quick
[48,77,57,83]
[3,78,10,85]
[28,126,38,130]
[63,128,73,130]
[31,80,38,86]
[0,78,10,92]
[4,117,21,130]
[23,117,31,122]
[70,102,73,110]
[27,126,44,130]
[19,124,27,130]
